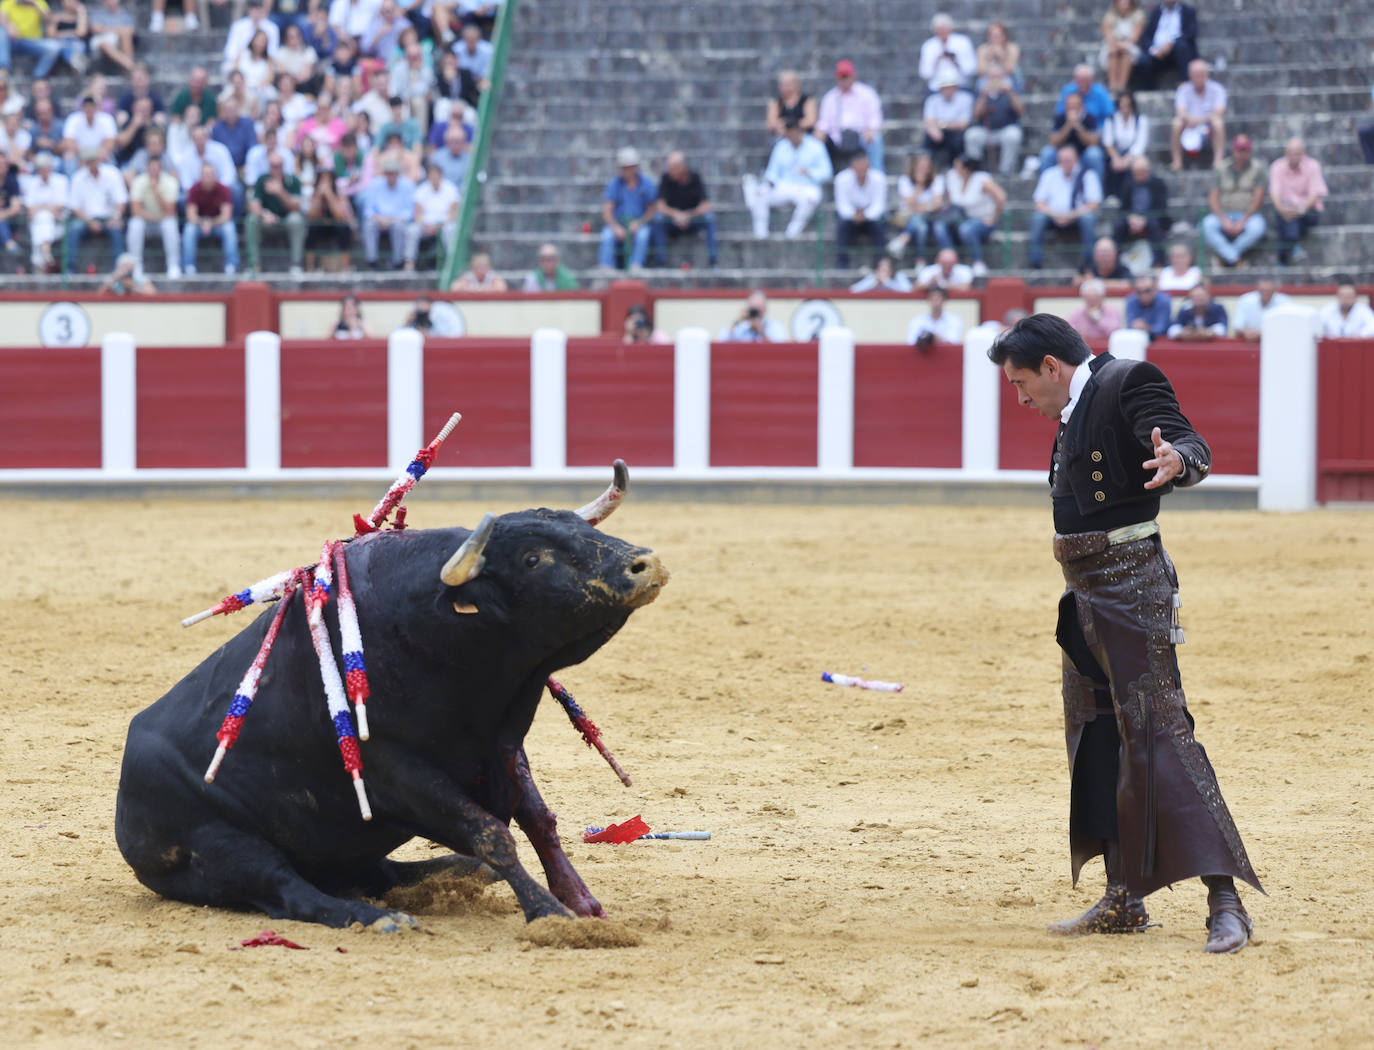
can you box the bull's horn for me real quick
[574,459,629,526]
[440,513,496,586]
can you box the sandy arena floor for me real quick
[2,494,1371,1049]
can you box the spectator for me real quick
[170,67,217,123]
[523,241,577,291]
[849,254,911,293]
[22,150,66,269]
[0,152,20,257]
[121,122,166,183]
[976,20,1021,91]
[88,0,136,73]
[360,0,407,60]
[329,0,383,44]
[352,66,392,134]
[1135,0,1198,90]
[765,70,817,138]
[451,17,491,92]
[1168,281,1227,339]
[212,96,258,172]
[246,124,295,186]
[1157,241,1201,291]
[622,303,669,345]
[1171,59,1225,170]
[1269,137,1327,266]
[61,94,116,171]
[303,167,355,270]
[177,124,238,210]
[0,106,30,164]
[66,145,127,270]
[915,246,973,290]
[1100,0,1145,93]
[1029,144,1101,269]
[247,151,305,275]
[454,0,501,39]
[886,151,946,267]
[718,290,787,342]
[116,63,164,130]
[1,0,79,79]
[1125,272,1172,340]
[303,2,338,60]
[322,37,358,100]
[44,0,89,76]
[964,62,1022,178]
[651,149,717,268]
[432,48,477,118]
[27,95,62,160]
[1055,64,1115,125]
[833,148,886,269]
[332,129,366,204]
[1111,155,1168,265]
[744,118,832,239]
[223,0,279,75]
[236,30,276,105]
[376,94,421,163]
[814,59,883,172]
[429,120,468,189]
[1039,91,1105,184]
[1102,90,1148,201]
[1202,134,1266,268]
[361,153,416,269]
[918,12,976,93]
[1067,277,1124,339]
[182,160,238,275]
[276,23,321,94]
[273,76,317,140]
[98,251,154,293]
[0,69,22,116]
[411,161,458,264]
[295,91,348,156]
[921,70,973,169]
[450,250,507,291]
[294,133,320,207]
[905,286,963,347]
[942,153,1005,278]
[1232,276,1290,341]
[1319,278,1374,338]
[598,145,655,271]
[389,35,433,126]
[333,293,372,339]
[126,152,179,279]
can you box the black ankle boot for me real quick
[1203,876,1252,954]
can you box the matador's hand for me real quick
[1142,426,1184,489]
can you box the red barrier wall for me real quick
[1149,344,1260,476]
[853,343,963,467]
[137,347,246,468]
[280,342,389,468]
[565,338,675,467]
[710,343,818,467]
[997,368,1058,472]
[423,340,531,467]
[1317,339,1374,502]
[0,348,102,468]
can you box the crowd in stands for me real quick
[0,0,496,279]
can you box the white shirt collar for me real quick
[1060,360,1092,423]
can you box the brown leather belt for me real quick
[1053,521,1160,564]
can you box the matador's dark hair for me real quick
[987,313,1090,373]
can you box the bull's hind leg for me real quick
[334,853,501,897]
[512,748,604,917]
[134,822,418,931]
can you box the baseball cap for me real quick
[615,146,640,167]
[1232,134,1252,150]
[835,59,855,77]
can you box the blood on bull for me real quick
[114,463,668,931]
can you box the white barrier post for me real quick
[529,327,567,470]
[1108,328,1148,361]
[386,327,425,471]
[1258,304,1319,511]
[961,325,999,473]
[674,327,711,469]
[816,326,855,470]
[100,331,137,472]
[244,330,281,472]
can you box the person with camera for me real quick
[718,290,787,342]
[905,285,963,349]
[622,303,669,345]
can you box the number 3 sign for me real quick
[38,302,93,348]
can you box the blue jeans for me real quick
[1201,211,1266,265]
[1,33,80,78]
[1038,144,1105,186]
[67,218,126,271]
[1028,211,1096,266]
[182,220,239,272]
[957,218,996,264]
[598,222,651,268]
[1274,210,1318,258]
[902,214,953,258]
[650,212,718,265]
[0,218,13,246]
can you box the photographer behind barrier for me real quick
[717,290,787,342]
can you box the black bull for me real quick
[115,506,668,930]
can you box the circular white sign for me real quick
[789,298,844,342]
[428,301,466,337]
[38,301,93,347]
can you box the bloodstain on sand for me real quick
[1,499,1371,1048]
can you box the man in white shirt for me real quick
[22,152,68,270]
[243,127,297,189]
[717,290,788,342]
[1231,277,1290,341]
[1171,60,1226,170]
[329,0,383,41]
[66,146,129,271]
[915,247,974,290]
[60,96,118,172]
[222,0,280,74]
[1319,279,1374,338]
[743,118,833,239]
[917,12,977,93]
[1029,144,1102,269]
[922,71,974,168]
[906,287,964,346]
[409,162,460,263]
[832,150,886,269]
[126,153,181,280]
[177,124,239,210]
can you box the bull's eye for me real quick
[524,553,540,568]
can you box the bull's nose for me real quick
[626,552,669,607]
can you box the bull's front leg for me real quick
[509,747,604,917]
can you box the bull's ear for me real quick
[573,459,629,526]
[440,513,496,586]
[452,601,480,614]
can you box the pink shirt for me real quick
[816,81,883,141]
[1067,304,1123,339]
[1269,155,1327,212]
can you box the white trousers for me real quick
[744,179,822,238]
[29,212,59,266]
[128,215,181,277]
